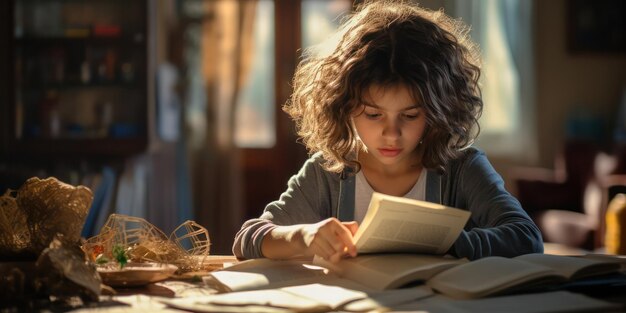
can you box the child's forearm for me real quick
[261,224,308,259]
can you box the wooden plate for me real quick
[98,262,178,287]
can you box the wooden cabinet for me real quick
[2,0,148,158]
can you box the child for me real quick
[233,0,543,262]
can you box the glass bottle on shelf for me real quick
[39,90,59,138]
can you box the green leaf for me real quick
[112,244,128,269]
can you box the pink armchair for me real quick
[513,141,626,250]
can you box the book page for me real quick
[515,253,622,280]
[354,192,471,254]
[343,286,434,312]
[581,253,626,271]
[203,259,332,292]
[427,256,562,299]
[162,284,429,313]
[314,254,467,290]
[281,284,368,309]
[161,289,332,313]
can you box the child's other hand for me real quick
[301,218,358,263]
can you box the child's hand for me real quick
[301,218,358,263]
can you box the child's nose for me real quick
[382,120,401,139]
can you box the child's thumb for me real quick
[342,221,359,236]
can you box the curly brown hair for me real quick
[284,0,483,174]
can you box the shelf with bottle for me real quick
[15,44,144,89]
[14,35,145,46]
[14,0,146,41]
[16,88,145,141]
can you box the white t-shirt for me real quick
[354,169,427,224]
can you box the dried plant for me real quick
[18,177,93,253]
[0,177,93,257]
[0,190,29,254]
[84,214,211,272]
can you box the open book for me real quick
[354,192,471,254]
[163,283,433,313]
[162,284,368,313]
[204,254,466,293]
[200,257,435,312]
[427,253,624,299]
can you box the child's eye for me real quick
[402,113,419,120]
[364,112,382,119]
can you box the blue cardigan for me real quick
[233,148,543,260]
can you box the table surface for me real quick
[2,251,626,312]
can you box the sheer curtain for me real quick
[453,0,536,162]
[185,0,257,254]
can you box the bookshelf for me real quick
[3,0,149,158]
[0,0,154,235]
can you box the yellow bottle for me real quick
[605,193,626,255]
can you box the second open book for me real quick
[317,252,625,299]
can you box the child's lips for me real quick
[378,148,402,157]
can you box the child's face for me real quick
[352,83,426,169]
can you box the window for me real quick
[453,0,536,161]
[234,1,275,148]
[232,0,351,148]
[302,0,351,49]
